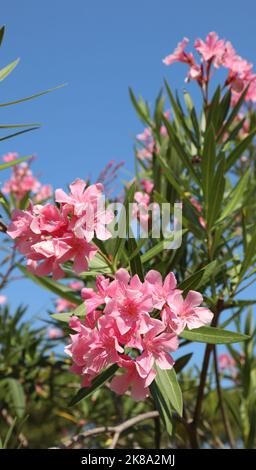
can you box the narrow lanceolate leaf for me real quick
[150,381,173,436]
[174,353,193,373]
[0,83,67,107]
[162,115,200,184]
[0,25,5,46]
[207,158,225,229]
[239,227,256,281]
[225,130,256,171]
[217,85,249,142]
[129,88,152,126]
[202,124,216,208]
[140,237,174,264]
[69,364,118,406]
[206,86,221,131]
[6,378,26,418]
[178,260,219,294]
[17,264,81,305]
[164,81,198,147]
[155,367,183,416]
[0,58,20,81]
[0,155,33,171]
[179,326,250,344]
[217,168,250,223]
[0,126,39,142]
[51,302,86,323]
[51,312,74,323]
[217,89,231,131]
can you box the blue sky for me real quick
[0,0,255,361]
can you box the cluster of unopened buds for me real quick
[2,153,52,203]
[136,112,170,161]
[163,32,256,104]
[65,268,213,400]
[7,179,113,279]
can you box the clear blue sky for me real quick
[1,0,255,360]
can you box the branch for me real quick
[60,411,159,449]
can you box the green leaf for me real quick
[239,227,256,281]
[178,260,219,294]
[129,88,151,126]
[6,378,25,418]
[0,25,5,47]
[225,130,256,171]
[0,58,19,82]
[202,124,216,208]
[174,353,193,373]
[0,122,40,129]
[0,83,67,107]
[164,81,198,147]
[17,264,81,305]
[217,168,250,223]
[51,302,86,323]
[217,89,231,130]
[0,155,33,171]
[150,381,173,436]
[217,85,249,142]
[162,116,200,184]
[140,237,174,264]
[51,312,73,323]
[0,126,39,143]
[179,326,250,344]
[207,158,225,228]
[206,86,221,131]
[155,367,183,416]
[69,364,118,406]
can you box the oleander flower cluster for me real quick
[2,152,52,203]
[65,268,213,400]
[163,32,256,104]
[7,179,113,279]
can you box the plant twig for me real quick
[61,411,159,449]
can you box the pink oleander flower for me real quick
[56,178,113,241]
[48,327,63,339]
[162,290,213,334]
[2,154,52,203]
[56,298,77,312]
[190,197,206,229]
[194,32,226,66]
[137,318,179,370]
[141,179,154,194]
[104,268,153,337]
[7,180,108,278]
[0,295,6,305]
[110,355,156,401]
[163,32,256,104]
[2,152,18,162]
[163,37,190,65]
[136,127,152,142]
[66,269,214,400]
[219,353,236,370]
[145,270,180,310]
[81,274,113,313]
[2,162,40,201]
[33,184,52,203]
